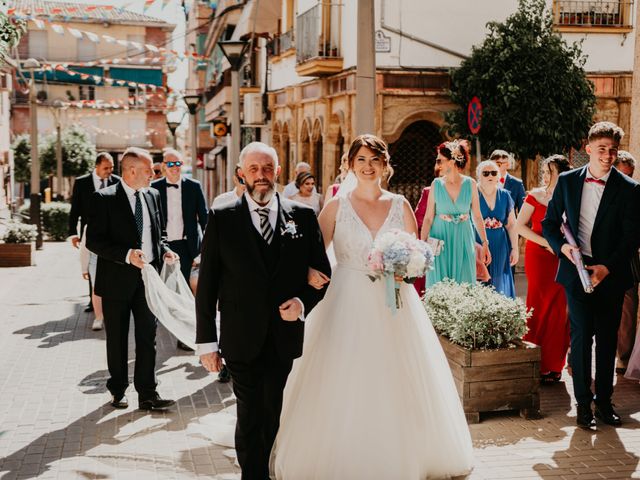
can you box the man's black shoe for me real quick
[84,305,94,313]
[576,403,596,429]
[595,402,622,426]
[110,394,128,409]
[177,340,194,352]
[218,365,231,383]
[139,394,175,411]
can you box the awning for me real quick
[109,67,163,86]
[33,66,104,85]
[230,0,280,40]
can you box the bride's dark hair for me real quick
[347,134,392,179]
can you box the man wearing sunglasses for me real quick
[152,149,208,350]
[489,150,526,214]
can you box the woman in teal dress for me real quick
[421,140,491,287]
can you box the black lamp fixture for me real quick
[217,39,249,71]
[183,93,201,115]
[166,120,180,136]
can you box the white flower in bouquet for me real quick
[366,229,434,311]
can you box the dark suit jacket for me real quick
[86,182,170,300]
[503,173,526,213]
[151,177,208,258]
[195,194,331,362]
[542,166,640,294]
[68,173,120,238]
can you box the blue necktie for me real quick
[134,191,143,245]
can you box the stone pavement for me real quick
[1,243,639,480]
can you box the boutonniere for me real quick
[282,220,300,238]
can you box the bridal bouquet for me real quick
[367,229,434,313]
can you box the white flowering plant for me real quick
[367,229,434,311]
[2,221,37,244]
[424,279,530,350]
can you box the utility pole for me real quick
[355,0,376,136]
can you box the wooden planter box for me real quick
[439,335,541,424]
[0,242,35,267]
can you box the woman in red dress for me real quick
[516,155,571,383]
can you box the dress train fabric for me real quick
[141,262,197,350]
[273,195,474,479]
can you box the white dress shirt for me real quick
[577,168,610,258]
[121,180,154,264]
[92,170,107,191]
[166,180,185,242]
[196,192,304,357]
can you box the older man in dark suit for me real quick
[87,147,178,411]
[68,152,119,324]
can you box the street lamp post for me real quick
[51,99,65,199]
[166,120,180,149]
[183,93,202,184]
[218,39,249,189]
[23,58,43,249]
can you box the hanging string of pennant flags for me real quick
[8,14,208,61]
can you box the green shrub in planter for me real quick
[40,202,71,241]
[424,279,531,350]
[2,221,37,243]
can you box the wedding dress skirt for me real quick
[273,195,474,479]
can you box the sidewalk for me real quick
[1,243,639,479]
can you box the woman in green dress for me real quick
[421,140,491,287]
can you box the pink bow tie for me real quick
[585,177,606,186]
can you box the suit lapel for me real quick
[274,194,293,278]
[116,183,138,241]
[566,167,587,238]
[592,168,621,234]
[157,179,168,223]
[180,178,188,218]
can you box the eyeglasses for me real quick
[153,169,162,174]
[482,171,499,177]
[165,161,182,168]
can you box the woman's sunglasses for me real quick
[165,161,182,168]
[482,171,499,177]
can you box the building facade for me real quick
[11,0,175,195]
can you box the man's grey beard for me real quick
[247,181,275,204]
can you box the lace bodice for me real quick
[333,194,405,270]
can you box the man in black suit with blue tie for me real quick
[543,122,640,429]
[87,147,178,411]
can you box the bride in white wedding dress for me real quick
[272,135,474,479]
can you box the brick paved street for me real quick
[1,243,640,479]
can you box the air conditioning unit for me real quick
[243,93,263,125]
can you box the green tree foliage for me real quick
[11,134,33,183]
[40,125,96,178]
[446,0,596,186]
[0,13,26,66]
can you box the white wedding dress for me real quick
[273,195,474,479]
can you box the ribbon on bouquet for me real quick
[385,274,402,314]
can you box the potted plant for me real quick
[0,221,37,267]
[424,280,540,423]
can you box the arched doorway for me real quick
[299,119,311,169]
[334,127,344,179]
[388,120,444,207]
[273,122,285,181]
[282,122,291,182]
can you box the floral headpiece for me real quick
[444,139,467,163]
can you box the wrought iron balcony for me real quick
[553,0,634,28]
[295,2,343,76]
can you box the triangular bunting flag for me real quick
[68,28,83,39]
[51,24,65,35]
[85,31,99,43]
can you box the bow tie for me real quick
[167,183,179,189]
[585,177,606,186]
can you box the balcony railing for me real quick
[296,3,342,64]
[554,0,634,27]
[266,30,295,57]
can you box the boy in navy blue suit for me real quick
[543,122,640,429]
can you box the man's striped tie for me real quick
[257,208,274,244]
